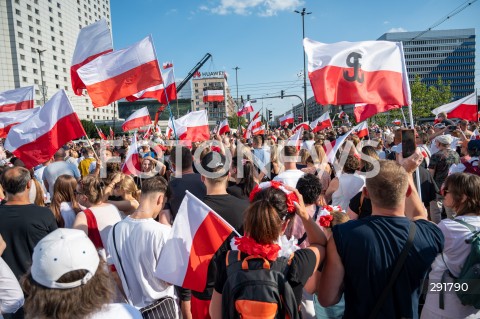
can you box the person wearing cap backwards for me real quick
[449,139,480,175]
[184,151,249,319]
[20,228,142,318]
[428,134,460,223]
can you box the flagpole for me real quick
[400,107,408,127]
[84,134,100,162]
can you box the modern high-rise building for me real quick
[0,0,115,121]
[191,70,236,122]
[378,28,476,100]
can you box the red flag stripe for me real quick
[122,115,151,132]
[70,49,113,96]
[0,100,34,113]
[354,104,401,122]
[179,126,210,142]
[0,123,19,138]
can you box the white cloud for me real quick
[383,20,389,25]
[203,0,304,16]
[387,27,407,33]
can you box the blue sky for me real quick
[111,0,479,117]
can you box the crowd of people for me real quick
[0,110,479,319]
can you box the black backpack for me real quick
[221,251,300,319]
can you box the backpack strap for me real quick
[454,219,480,235]
[368,222,417,319]
[83,208,103,249]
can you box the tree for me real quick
[410,75,452,119]
[80,119,96,138]
[228,113,247,130]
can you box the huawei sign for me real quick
[193,71,201,78]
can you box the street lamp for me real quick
[36,48,47,105]
[233,66,240,129]
[294,8,311,122]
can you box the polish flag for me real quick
[96,126,107,140]
[175,110,209,142]
[0,107,40,138]
[392,119,402,126]
[244,111,262,139]
[310,113,332,132]
[109,127,114,139]
[155,191,236,292]
[252,125,265,136]
[304,38,411,106]
[280,113,294,127]
[323,127,355,163]
[71,19,113,96]
[288,127,303,150]
[126,62,177,104]
[339,111,348,120]
[353,103,401,122]
[218,119,230,135]
[122,107,152,132]
[293,121,310,133]
[143,125,152,139]
[354,121,369,138]
[470,129,480,140]
[431,92,477,122]
[237,101,254,116]
[77,36,162,107]
[122,134,141,175]
[203,90,224,102]
[4,90,86,169]
[0,86,35,112]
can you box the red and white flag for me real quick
[431,92,477,122]
[175,110,209,142]
[77,36,162,107]
[71,19,113,96]
[323,127,355,163]
[126,62,177,104]
[339,111,348,120]
[244,111,262,139]
[353,103,401,122]
[287,127,303,150]
[392,119,402,126]
[218,118,230,135]
[310,113,332,133]
[252,125,265,136]
[122,107,152,132]
[471,129,480,140]
[4,90,86,169]
[122,134,141,175]
[354,121,369,138]
[237,101,254,116]
[304,38,411,106]
[0,86,35,112]
[0,107,40,138]
[143,125,152,139]
[95,125,107,140]
[293,121,310,133]
[203,90,224,102]
[155,191,236,292]
[279,113,294,127]
[109,127,114,139]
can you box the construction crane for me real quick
[154,53,212,125]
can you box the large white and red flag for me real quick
[293,121,310,133]
[252,125,265,136]
[287,127,303,151]
[71,19,113,96]
[203,90,224,102]
[237,101,254,116]
[175,110,210,142]
[4,90,86,169]
[122,107,152,132]
[392,119,402,126]
[126,62,177,104]
[431,92,477,122]
[353,103,401,122]
[0,107,40,138]
[244,111,262,139]
[218,118,230,135]
[310,113,332,133]
[0,86,35,112]
[323,127,355,163]
[279,113,294,127]
[77,36,162,107]
[155,191,237,292]
[122,134,141,175]
[304,38,411,106]
[354,121,369,138]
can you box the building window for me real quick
[61,49,65,54]
[65,86,68,91]
[57,3,61,8]
[60,40,64,45]
[29,26,33,32]
[49,7,53,13]
[17,32,23,38]
[87,115,90,119]
[52,46,56,51]
[21,65,26,71]
[59,31,63,36]
[35,9,39,14]
[49,17,53,22]
[15,9,20,15]
[33,68,37,74]
[30,36,34,43]
[53,55,57,61]
[32,58,37,63]
[50,26,54,31]
[16,20,22,27]
[37,40,42,45]
[51,36,55,41]
[58,12,61,18]
[28,15,32,21]
[62,58,65,63]
[22,76,27,82]
[19,43,24,49]
[34,79,38,84]
[36,100,41,105]
[54,65,58,70]
[36,19,40,25]
[59,21,62,27]
[37,29,41,35]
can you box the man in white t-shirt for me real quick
[274,145,304,187]
[107,176,178,317]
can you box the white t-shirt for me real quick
[0,257,24,315]
[107,216,176,309]
[60,202,77,229]
[89,303,142,319]
[273,169,305,188]
[331,173,366,210]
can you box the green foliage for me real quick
[228,113,247,129]
[410,75,452,119]
[80,119,95,138]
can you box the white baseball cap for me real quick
[31,228,100,289]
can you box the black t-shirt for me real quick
[227,183,249,201]
[168,173,206,219]
[348,191,372,219]
[333,216,444,319]
[214,249,316,306]
[190,194,249,300]
[0,204,58,279]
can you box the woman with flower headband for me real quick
[209,181,327,318]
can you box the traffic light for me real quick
[247,95,250,101]
[268,110,273,121]
[280,90,284,99]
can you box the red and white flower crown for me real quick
[249,181,299,214]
